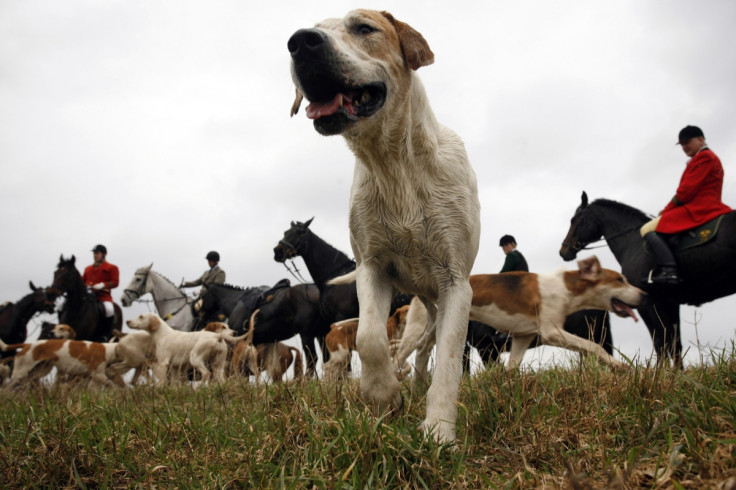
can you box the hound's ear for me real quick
[290,88,303,117]
[381,11,434,70]
[150,315,161,332]
[578,256,601,281]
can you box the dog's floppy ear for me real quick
[381,11,434,70]
[290,88,304,117]
[149,314,161,332]
[577,255,602,281]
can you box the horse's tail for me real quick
[327,270,357,286]
[289,346,303,379]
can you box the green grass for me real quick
[2,351,736,488]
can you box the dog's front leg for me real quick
[355,265,401,412]
[421,281,472,444]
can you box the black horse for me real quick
[197,283,269,326]
[0,282,58,357]
[46,255,122,342]
[200,282,330,378]
[273,218,412,321]
[560,192,736,365]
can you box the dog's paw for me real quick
[419,417,457,446]
[360,374,402,413]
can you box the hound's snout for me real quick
[288,28,327,59]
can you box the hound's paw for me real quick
[419,417,457,446]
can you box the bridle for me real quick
[278,235,310,284]
[562,207,644,253]
[122,268,151,301]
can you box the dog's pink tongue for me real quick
[617,302,639,322]
[305,93,354,119]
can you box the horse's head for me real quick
[274,217,314,262]
[28,281,59,314]
[560,192,602,261]
[121,264,153,306]
[52,255,83,293]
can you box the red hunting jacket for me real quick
[82,261,119,303]
[657,148,731,234]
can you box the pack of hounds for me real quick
[0,9,650,446]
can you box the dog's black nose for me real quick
[288,28,327,59]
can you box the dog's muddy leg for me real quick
[355,267,401,413]
[421,282,472,444]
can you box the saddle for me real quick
[644,214,725,255]
[258,278,291,304]
[236,279,291,326]
[667,214,726,252]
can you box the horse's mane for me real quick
[145,268,182,290]
[591,198,651,222]
[215,283,250,291]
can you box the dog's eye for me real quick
[356,23,377,35]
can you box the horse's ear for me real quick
[305,217,314,227]
[581,191,588,207]
[578,255,601,281]
[29,281,38,292]
[70,255,76,265]
[290,221,296,227]
[148,263,153,269]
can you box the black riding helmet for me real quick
[206,251,220,262]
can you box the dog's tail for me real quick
[0,339,26,352]
[327,270,357,286]
[245,309,259,346]
[289,346,303,379]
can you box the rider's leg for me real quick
[101,301,115,341]
[640,218,679,284]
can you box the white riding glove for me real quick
[92,282,106,291]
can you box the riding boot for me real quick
[643,232,680,285]
[100,315,115,342]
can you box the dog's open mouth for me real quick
[305,82,386,121]
[611,298,639,321]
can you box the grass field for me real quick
[1,349,736,488]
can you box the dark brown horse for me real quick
[274,218,412,321]
[0,282,58,348]
[46,255,122,342]
[200,282,331,378]
[560,192,736,365]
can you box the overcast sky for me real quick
[2,0,735,368]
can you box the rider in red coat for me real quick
[640,125,732,284]
[82,244,119,332]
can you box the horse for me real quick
[0,282,58,352]
[228,283,329,378]
[120,264,197,331]
[560,191,736,365]
[198,283,269,326]
[48,255,122,342]
[273,218,412,321]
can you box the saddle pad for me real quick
[673,214,725,251]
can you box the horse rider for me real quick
[640,125,732,285]
[82,244,120,333]
[181,251,226,297]
[499,234,529,273]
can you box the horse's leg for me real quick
[638,302,682,367]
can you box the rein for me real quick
[575,224,644,251]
